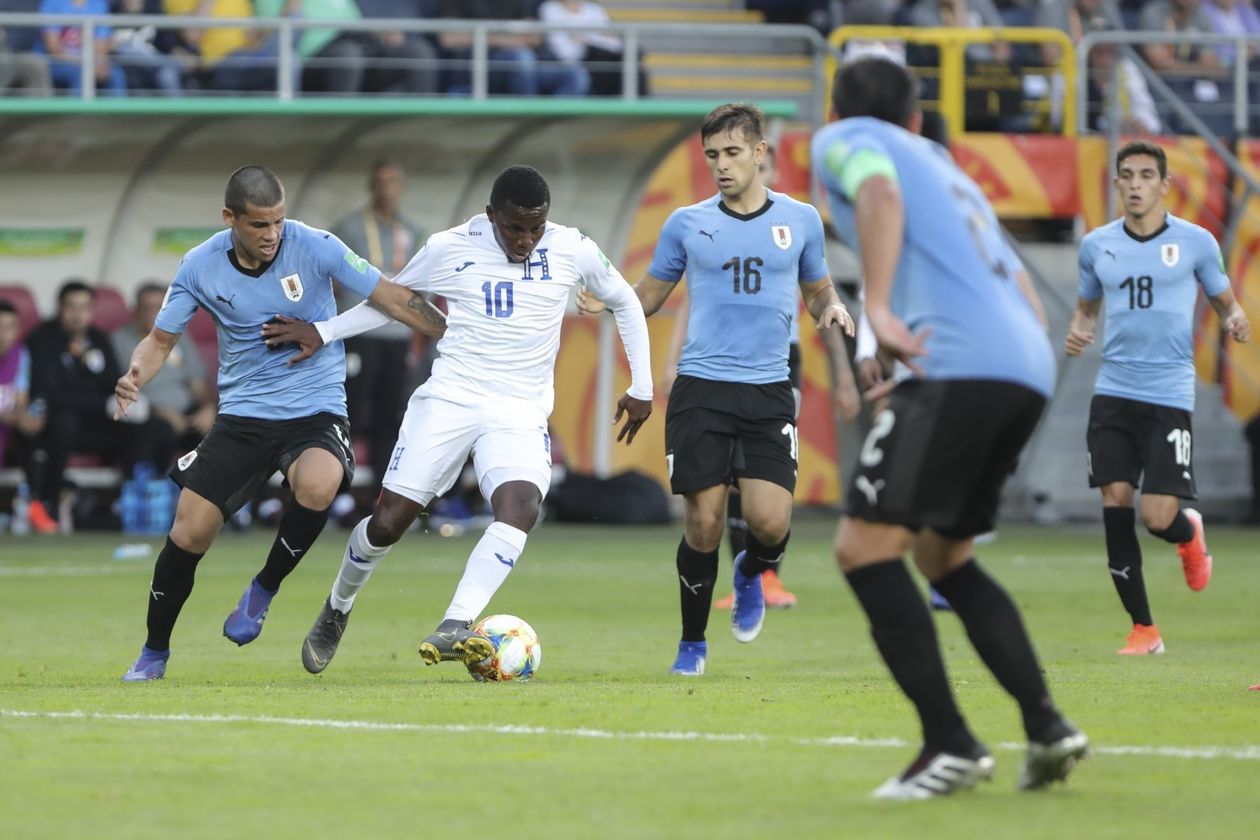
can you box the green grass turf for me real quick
[1,520,1258,838]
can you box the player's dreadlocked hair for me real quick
[490,165,550,210]
[700,102,765,146]
[1116,140,1167,180]
[224,165,285,214]
[832,57,919,129]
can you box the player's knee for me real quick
[495,495,540,533]
[367,508,408,546]
[169,519,215,554]
[1141,509,1175,533]
[746,514,789,546]
[292,480,338,512]
[684,510,724,550]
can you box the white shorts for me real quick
[381,394,553,508]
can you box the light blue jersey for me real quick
[812,117,1055,396]
[648,190,828,384]
[1079,214,1230,411]
[155,220,381,419]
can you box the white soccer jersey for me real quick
[316,214,652,414]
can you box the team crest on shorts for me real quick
[1161,244,1179,266]
[280,273,304,301]
[771,225,792,250]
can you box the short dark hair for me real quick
[0,300,16,317]
[134,281,167,304]
[832,57,919,128]
[58,279,94,306]
[371,158,402,176]
[700,102,766,146]
[1116,140,1167,179]
[490,165,550,210]
[225,165,285,214]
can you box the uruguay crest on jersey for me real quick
[772,224,792,250]
[280,272,303,301]
[1162,243,1179,266]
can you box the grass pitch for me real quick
[2,519,1258,839]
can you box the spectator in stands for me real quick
[1201,0,1260,68]
[1086,24,1163,133]
[439,0,589,95]
[329,159,424,500]
[1036,0,1119,65]
[110,282,215,462]
[1137,0,1223,76]
[0,0,53,95]
[38,0,128,95]
[254,0,438,94]
[906,0,1011,62]
[0,300,43,468]
[357,0,440,93]
[111,0,188,94]
[538,0,644,96]
[164,0,291,92]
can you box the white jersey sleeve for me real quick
[575,236,653,401]
[315,237,446,344]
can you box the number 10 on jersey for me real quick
[482,281,514,318]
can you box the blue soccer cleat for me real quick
[122,646,169,682]
[670,640,707,676]
[929,586,953,612]
[730,551,765,643]
[223,578,276,646]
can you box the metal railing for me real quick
[827,25,1078,138]
[0,13,832,122]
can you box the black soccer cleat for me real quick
[1019,721,1090,791]
[301,598,351,675]
[418,618,494,666]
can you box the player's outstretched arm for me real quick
[661,294,689,397]
[114,327,178,420]
[1064,297,1101,356]
[854,175,927,371]
[367,282,448,339]
[1209,289,1251,343]
[577,274,676,318]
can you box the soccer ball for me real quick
[467,614,542,682]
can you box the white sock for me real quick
[330,517,392,613]
[443,521,528,624]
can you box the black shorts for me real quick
[170,412,355,518]
[1086,395,1196,499]
[665,374,797,495]
[846,379,1046,539]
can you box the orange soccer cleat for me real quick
[1249,684,1260,692]
[1117,624,1165,655]
[26,499,58,534]
[761,569,797,609]
[1176,508,1213,592]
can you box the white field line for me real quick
[3,709,1258,762]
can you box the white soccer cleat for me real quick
[872,748,995,801]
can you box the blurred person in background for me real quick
[38,0,127,95]
[538,0,638,96]
[25,281,166,533]
[1201,0,1260,68]
[0,0,53,95]
[329,159,425,507]
[110,282,216,466]
[0,300,43,468]
[439,0,588,95]
[110,0,188,94]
